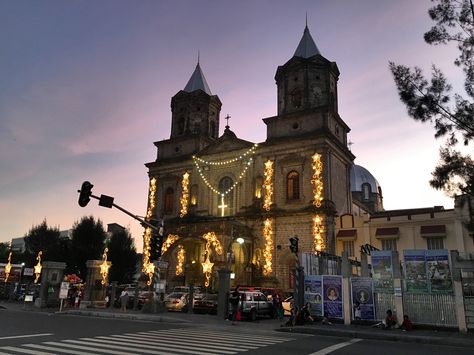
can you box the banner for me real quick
[371,251,394,293]
[322,275,343,319]
[404,250,428,293]
[350,277,375,320]
[0,264,22,283]
[426,249,452,293]
[304,275,323,317]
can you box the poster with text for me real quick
[371,251,394,293]
[350,277,375,320]
[304,275,323,316]
[404,250,428,293]
[426,249,452,293]
[323,275,343,319]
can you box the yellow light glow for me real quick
[263,218,273,276]
[34,251,42,284]
[176,245,185,276]
[142,177,157,285]
[203,232,223,255]
[263,160,274,211]
[99,248,110,286]
[4,252,12,283]
[179,172,190,218]
[312,214,325,252]
[218,194,228,217]
[161,234,180,255]
[311,153,323,208]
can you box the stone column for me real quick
[83,260,111,306]
[341,252,351,325]
[451,250,468,333]
[217,268,231,319]
[391,251,403,324]
[36,261,66,308]
[360,253,369,277]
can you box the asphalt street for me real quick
[1,309,473,355]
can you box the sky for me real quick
[0,0,469,250]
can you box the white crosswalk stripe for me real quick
[0,328,293,355]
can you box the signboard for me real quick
[426,249,452,293]
[24,295,34,302]
[371,251,394,293]
[404,250,428,293]
[304,275,322,317]
[59,282,69,299]
[23,268,34,276]
[322,275,343,319]
[350,277,375,320]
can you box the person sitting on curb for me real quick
[401,314,413,331]
[383,309,398,329]
[321,312,333,325]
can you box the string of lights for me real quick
[193,144,258,166]
[162,234,180,255]
[313,214,325,252]
[99,248,110,285]
[179,172,190,217]
[142,177,157,286]
[34,251,42,284]
[263,160,274,211]
[176,245,185,275]
[263,218,273,276]
[311,153,323,208]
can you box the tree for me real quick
[70,216,107,280]
[390,0,474,197]
[107,228,139,284]
[0,242,10,261]
[23,219,62,266]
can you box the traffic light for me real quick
[78,181,93,207]
[149,230,163,261]
[289,236,299,254]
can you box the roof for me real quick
[183,63,212,95]
[350,164,381,194]
[293,25,321,58]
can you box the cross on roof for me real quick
[225,114,231,128]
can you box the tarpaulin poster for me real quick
[426,249,452,293]
[350,277,375,320]
[304,275,322,317]
[404,250,428,293]
[323,275,343,319]
[371,251,394,293]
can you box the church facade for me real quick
[144,25,355,292]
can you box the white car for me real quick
[164,292,188,312]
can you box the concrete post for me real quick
[109,281,117,309]
[391,251,403,324]
[360,253,369,277]
[188,284,194,314]
[37,261,66,308]
[451,251,468,333]
[217,269,231,319]
[341,252,351,325]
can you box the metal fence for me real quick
[403,293,457,327]
[374,293,395,321]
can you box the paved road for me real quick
[1,309,472,354]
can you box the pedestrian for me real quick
[229,287,240,325]
[74,289,82,308]
[275,294,284,321]
[353,301,361,320]
[120,288,129,312]
[383,309,398,329]
[401,314,413,331]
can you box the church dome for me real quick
[350,164,381,194]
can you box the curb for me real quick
[61,310,193,324]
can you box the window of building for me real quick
[287,171,300,200]
[381,239,397,251]
[218,177,234,216]
[164,187,174,214]
[362,183,371,200]
[342,240,355,257]
[427,237,444,250]
[190,184,198,206]
[254,176,263,199]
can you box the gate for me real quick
[374,293,395,321]
[403,293,457,327]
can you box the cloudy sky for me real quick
[0,0,466,249]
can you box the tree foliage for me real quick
[0,242,10,261]
[23,219,62,266]
[390,0,474,196]
[71,216,107,280]
[107,228,138,284]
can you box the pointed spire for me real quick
[183,60,212,95]
[293,24,320,58]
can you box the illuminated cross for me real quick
[218,194,228,217]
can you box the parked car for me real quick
[164,292,188,312]
[193,293,218,314]
[231,290,273,321]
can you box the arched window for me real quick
[254,176,263,199]
[190,184,198,206]
[164,187,174,214]
[218,177,234,216]
[210,121,216,138]
[362,183,371,201]
[287,171,300,200]
[177,117,185,135]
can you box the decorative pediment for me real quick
[197,127,254,156]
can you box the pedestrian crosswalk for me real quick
[0,328,293,355]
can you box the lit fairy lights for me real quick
[176,245,185,276]
[311,153,323,208]
[142,177,157,286]
[201,232,223,287]
[34,251,42,283]
[193,144,258,166]
[179,172,190,218]
[99,248,110,286]
[203,232,223,255]
[161,234,180,255]
[4,252,12,283]
[263,160,274,211]
[263,218,273,276]
[313,214,325,252]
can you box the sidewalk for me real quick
[2,301,473,349]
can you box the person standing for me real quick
[229,287,240,325]
[120,288,129,312]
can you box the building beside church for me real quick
[143,25,474,293]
